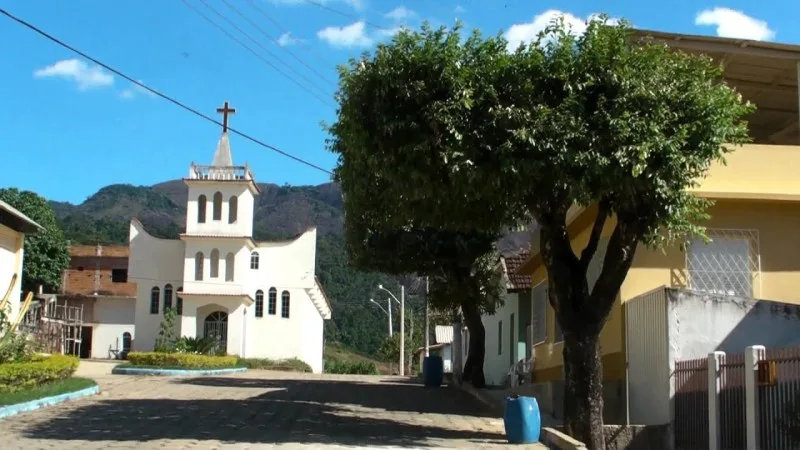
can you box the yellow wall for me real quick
[0,223,25,322]
[531,197,800,381]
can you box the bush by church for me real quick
[127,352,239,369]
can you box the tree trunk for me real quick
[563,328,605,450]
[460,297,486,388]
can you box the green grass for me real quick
[0,377,97,407]
[237,357,312,372]
[324,342,389,374]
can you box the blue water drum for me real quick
[423,355,443,387]
[503,395,542,444]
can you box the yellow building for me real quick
[516,30,800,422]
[0,199,43,323]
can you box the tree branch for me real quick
[588,214,642,322]
[580,199,610,268]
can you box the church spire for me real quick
[212,101,236,167]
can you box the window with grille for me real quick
[532,282,547,345]
[281,290,290,318]
[163,284,173,312]
[255,290,264,317]
[687,229,759,298]
[498,320,503,355]
[268,288,277,315]
[150,287,160,314]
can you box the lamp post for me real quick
[425,276,430,358]
[369,298,392,336]
[379,284,405,376]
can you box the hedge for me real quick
[238,357,312,372]
[127,352,239,369]
[0,354,79,393]
[324,359,379,375]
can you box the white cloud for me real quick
[505,10,620,52]
[385,6,416,22]
[271,0,364,10]
[119,81,156,100]
[119,89,135,100]
[318,21,374,48]
[695,8,775,41]
[33,58,114,90]
[454,5,466,14]
[277,32,300,46]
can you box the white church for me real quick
[128,102,331,373]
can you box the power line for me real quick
[221,0,336,88]
[303,0,391,31]
[0,7,333,175]
[181,0,336,109]
[245,0,341,73]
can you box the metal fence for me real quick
[719,353,747,449]
[758,346,800,449]
[674,357,709,450]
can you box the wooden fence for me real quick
[674,357,709,450]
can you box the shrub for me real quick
[0,354,79,393]
[324,359,379,375]
[174,336,223,356]
[0,305,38,364]
[238,357,312,372]
[127,352,239,369]
[153,308,178,353]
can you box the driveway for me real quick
[0,361,547,449]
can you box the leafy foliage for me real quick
[0,188,70,293]
[173,335,220,356]
[323,359,379,375]
[153,307,179,353]
[126,352,239,369]
[0,306,37,364]
[0,354,79,393]
[238,357,312,372]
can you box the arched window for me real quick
[210,249,220,278]
[164,284,173,312]
[255,290,264,317]
[194,252,204,281]
[268,287,277,315]
[150,286,160,314]
[212,191,223,221]
[228,195,238,223]
[281,290,290,318]
[197,195,207,223]
[176,286,183,315]
[225,252,235,281]
[250,251,260,270]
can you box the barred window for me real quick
[687,229,759,298]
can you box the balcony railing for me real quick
[188,164,253,181]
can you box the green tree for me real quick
[328,24,515,387]
[0,188,70,293]
[330,17,753,448]
[153,307,178,352]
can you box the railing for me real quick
[759,346,800,449]
[719,353,747,449]
[674,357,709,450]
[189,164,253,181]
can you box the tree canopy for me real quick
[0,188,70,294]
[330,16,754,448]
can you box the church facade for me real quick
[128,104,331,373]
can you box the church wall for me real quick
[182,239,250,295]
[185,184,254,237]
[89,296,136,359]
[129,220,185,352]
[249,229,317,290]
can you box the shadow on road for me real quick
[21,376,504,447]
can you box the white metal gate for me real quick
[203,311,228,354]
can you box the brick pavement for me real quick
[0,362,547,449]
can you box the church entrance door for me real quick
[203,311,228,354]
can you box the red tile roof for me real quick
[502,249,532,291]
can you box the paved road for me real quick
[0,361,546,449]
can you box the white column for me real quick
[227,303,246,357]
[708,351,725,450]
[745,345,766,450]
[180,299,197,339]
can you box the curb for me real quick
[112,365,248,376]
[454,382,505,416]
[0,384,100,420]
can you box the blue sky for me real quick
[1,0,798,204]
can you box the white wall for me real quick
[482,293,521,386]
[185,183,255,237]
[89,297,136,359]
[0,225,24,323]
[129,219,185,352]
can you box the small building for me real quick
[129,103,332,373]
[0,199,42,322]
[416,325,455,373]
[515,30,800,425]
[57,244,137,359]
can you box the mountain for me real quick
[49,181,530,356]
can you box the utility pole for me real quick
[424,276,430,357]
[387,297,393,336]
[400,284,405,377]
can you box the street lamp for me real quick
[378,284,405,376]
[369,298,392,336]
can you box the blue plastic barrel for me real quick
[423,355,443,387]
[503,395,541,444]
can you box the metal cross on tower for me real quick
[216,101,236,133]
